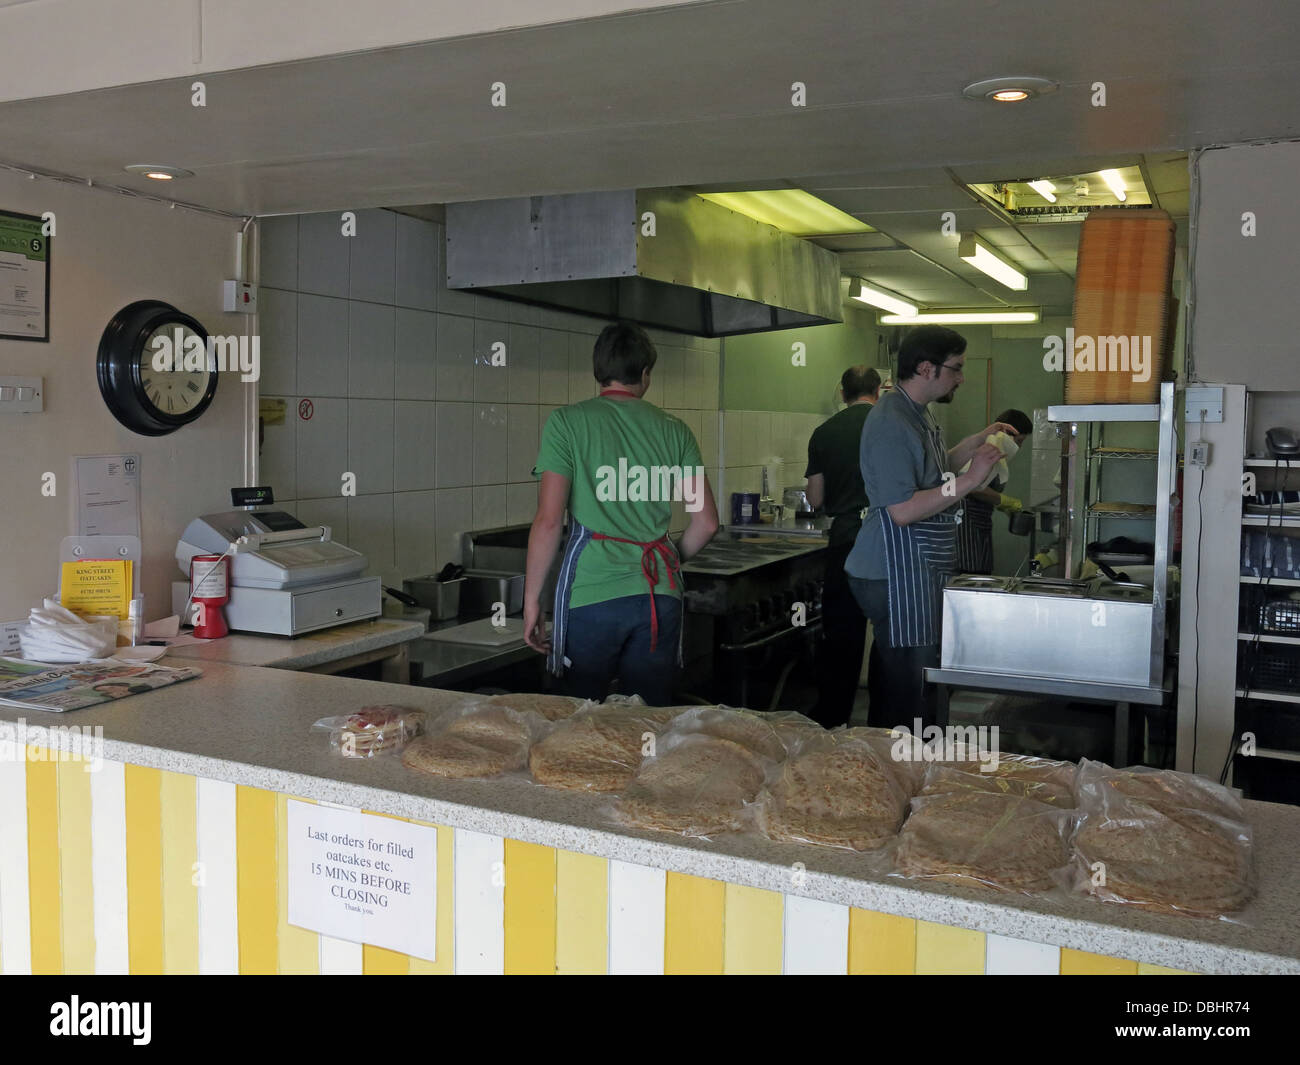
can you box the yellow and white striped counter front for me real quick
[0,752,1193,975]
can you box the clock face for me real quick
[138,324,210,418]
[97,300,219,437]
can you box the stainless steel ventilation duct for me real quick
[444,188,841,337]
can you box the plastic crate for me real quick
[1240,642,1300,693]
[1260,598,1300,635]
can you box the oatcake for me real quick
[937,751,1077,790]
[401,705,537,779]
[920,763,1075,808]
[402,733,527,778]
[668,706,813,762]
[616,736,769,836]
[896,791,1072,893]
[843,726,930,795]
[1073,810,1254,916]
[529,708,667,791]
[1072,760,1253,916]
[332,705,424,757]
[760,734,909,850]
[485,692,590,722]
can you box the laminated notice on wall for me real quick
[74,454,141,538]
[286,799,438,962]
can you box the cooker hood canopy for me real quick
[445,188,842,338]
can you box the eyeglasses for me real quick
[938,361,965,375]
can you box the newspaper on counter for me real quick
[0,657,202,712]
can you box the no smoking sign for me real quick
[298,399,314,421]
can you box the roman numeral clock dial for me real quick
[96,300,219,436]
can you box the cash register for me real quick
[173,487,381,636]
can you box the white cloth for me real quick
[18,599,119,663]
[959,431,1020,491]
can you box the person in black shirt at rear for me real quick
[804,365,880,727]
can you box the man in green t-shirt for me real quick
[524,321,719,705]
[804,365,879,726]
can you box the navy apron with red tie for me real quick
[546,518,685,677]
[545,386,687,677]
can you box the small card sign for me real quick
[287,800,438,962]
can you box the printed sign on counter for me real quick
[287,800,438,962]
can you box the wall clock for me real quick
[97,300,218,436]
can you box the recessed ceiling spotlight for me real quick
[123,164,194,181]
[962,76,1059,102]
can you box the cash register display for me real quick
[201,510,306,541]
[252,510,306,533]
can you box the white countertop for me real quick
[6,659,1297,974]
[162,618,425,670]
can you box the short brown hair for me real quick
[841,365,881,401]
[592,321,658,386]
[897,325,966,380]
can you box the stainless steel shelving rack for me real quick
[1048,381,1177,688]
[924,383,1176,766]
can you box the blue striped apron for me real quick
[546,519,685,677]
[877,389,962,647]
[955,492,995,574]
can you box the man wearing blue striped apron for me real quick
[522,321,720,706]
[844,326,1017,729]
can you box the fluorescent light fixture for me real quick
[696,190,873,236]
[1027,179,1057,203]
[1099,168,1127,201]
[851,281,917,317]
[878,309,1040,325]
[958,233,1028,291]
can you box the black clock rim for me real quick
[97,300,219,436]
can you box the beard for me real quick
[936,388,957,404]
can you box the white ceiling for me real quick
[0,0,1277,312]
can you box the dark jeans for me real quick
[561,593,682,706]
[812,541,869,728]
[847,577,940,731]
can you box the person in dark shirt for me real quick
[804,365,880,726]
[955,408,1033,574]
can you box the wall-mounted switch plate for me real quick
[222,280,257,314]
[0,376,43,413]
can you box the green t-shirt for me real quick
[805,402,872,546]
[535,396,705,609]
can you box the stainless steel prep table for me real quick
[408,616,544,689]
[924,665,1174,766]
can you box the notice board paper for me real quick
[286,799,438,962]
[74,454,141,538]
[0,210,49,341]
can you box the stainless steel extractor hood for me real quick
[444,188,842,338]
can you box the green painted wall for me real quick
[722,307,887,415]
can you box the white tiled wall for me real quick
[258,209,722,588]
[720,409,827,502]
